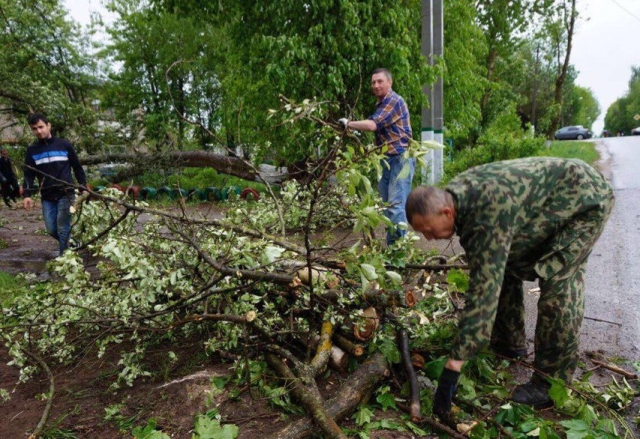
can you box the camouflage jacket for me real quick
[446,157,614,360]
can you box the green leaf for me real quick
[423,357,447,380]
[385,270,402,285]
[376,392,397,411]
[261,245,284,265]
[360,263,379,281]
[446,269,469,292]
[560,419,590,439]
[548,378,568,407]
[378,338,401,364]
[353,406,374,426]
[192,415,239,439]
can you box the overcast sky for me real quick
[65,0,639,133]
[572,0,640,133]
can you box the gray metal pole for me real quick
[421,0,435,184]
[433,0,444,183]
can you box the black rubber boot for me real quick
[511,380,553,409]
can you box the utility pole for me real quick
[421,0,434,184]
[421,0,444,184]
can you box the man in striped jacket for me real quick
[23,113,87,256]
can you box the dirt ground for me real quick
[1,197,638,438]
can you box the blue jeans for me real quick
[378,154,415,245]
[42,196,73,255]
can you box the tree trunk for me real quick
[80,151,290,184]
[549,0,577,138]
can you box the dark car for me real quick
[554,125,593,140]
[632,127,640,135]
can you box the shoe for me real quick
[511,381,553,409]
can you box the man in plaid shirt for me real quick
[339,68,415,245]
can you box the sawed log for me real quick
[270,351,390,439]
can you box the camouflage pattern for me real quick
[446,157,614,382]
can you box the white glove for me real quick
[338,118,349,129]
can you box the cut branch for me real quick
[310,321,334,376]
[272,351,390,439]
[24,350,55,439]
[590,360,638,379]
[265,351,347,439]
[398,329,421,421]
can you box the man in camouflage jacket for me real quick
[405,157,614,417]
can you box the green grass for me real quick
[0,271,22,306]
[538,140,600,163]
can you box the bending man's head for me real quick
[405,186,456,240]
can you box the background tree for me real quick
[218,0,435,163]
[564,85,600,129]
[546,0,578,137]
[442,0,486,146]
[604,66,640,135]
[101,0,227,151]
[0,0,98,149]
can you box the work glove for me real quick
[338,118,349,129]
[433,367,460,421]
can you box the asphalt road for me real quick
[580,136,640,363]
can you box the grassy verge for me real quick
[538,140,600,163]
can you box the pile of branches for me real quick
[2,165,472,437]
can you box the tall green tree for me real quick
[0,0,97,149]
[101,0,435,163]
[223,0,435,162]
[442,0,486,146]
[546,0,578,137]
[564,85,599,129]
[604,66,640,135]
[102,0,227,151]
[474,0,554,130]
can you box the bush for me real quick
[443,107,546,183]
[443,136,545,184]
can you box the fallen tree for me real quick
[3,100,636,439]
[80,150,292,185]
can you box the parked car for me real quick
[632,127,640,135]
[554,125,593,140]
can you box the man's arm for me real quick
[343,119,377,132]
[22,153,37,198]
[66,144,87,190]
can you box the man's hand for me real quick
[338,118,349,129]
[433,367,460,421]
[23,197,34,211]
[0,174,6,184]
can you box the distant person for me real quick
[405,157,614,417]
[338,68,415,245]
[23,113,87,255]
[0,148,20,208]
